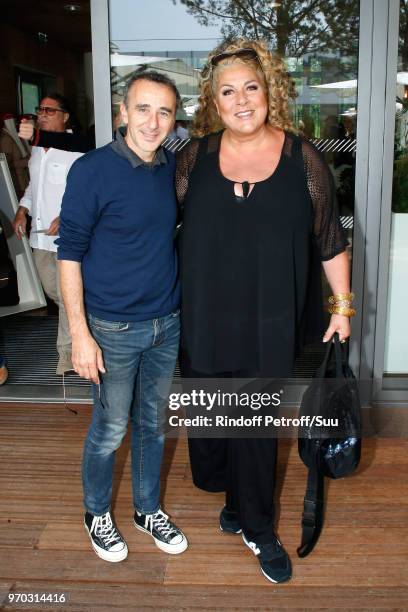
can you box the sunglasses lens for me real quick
[36,107,61,116]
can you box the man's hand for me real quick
[72,333,105,384]
[18,118,34,141]
[59,260,100,381]
[12,206,28,239]
[46,216,60,236]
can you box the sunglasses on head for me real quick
[210,47,260,67]
[35,106,66,116]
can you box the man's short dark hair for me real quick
[42,92,71,114]
[123,69,182,111]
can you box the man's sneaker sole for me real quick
[84,519,128,562]
[242,533,291,584]
[134,520,188,554]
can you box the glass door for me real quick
[106,0,360,377]
[382,0,408,388]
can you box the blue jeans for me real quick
[82,311,180,516]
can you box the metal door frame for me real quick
[351,0,406,405]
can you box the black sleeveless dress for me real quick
[176,131,347,377]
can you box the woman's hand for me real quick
[323,314,351,343]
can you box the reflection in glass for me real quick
[109,1,359,207]
[384,0,408,379]
[21,82,41,115]
[108,0,360,373]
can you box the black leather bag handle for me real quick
[315,332,344,380]
[297,333,347,558]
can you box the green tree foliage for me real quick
[174,0,359,58]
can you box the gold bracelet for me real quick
[331,299,353,308]
[328,305,356,317]
[328,292,354,305]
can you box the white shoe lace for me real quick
[147,509,176,539]
[93,513,121,547]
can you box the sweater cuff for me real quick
[19,196,31,213]
[57,249,83,263]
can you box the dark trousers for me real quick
[180,353,278,544]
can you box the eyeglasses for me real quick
[210,47,260,67]
[35,106,66,116]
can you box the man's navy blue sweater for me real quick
[57,143,180,321]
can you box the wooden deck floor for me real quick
[0,403,407,611]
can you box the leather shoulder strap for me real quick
[297,452,325,558]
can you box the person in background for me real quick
[169,119,189,140]
[175,120,189,139]
[12,94,84,375]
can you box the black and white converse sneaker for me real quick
[84,511,128,562]
[219,506,242,534]
[134,508,188,554]
[242,532,292,583]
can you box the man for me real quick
[12,94,83,374]
[57,71,187,562]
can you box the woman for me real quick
[176,39,354,584]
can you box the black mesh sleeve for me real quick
[175,139,200,208]
[301,139,349,261]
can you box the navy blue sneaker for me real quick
[242,532,292,583]
[219,506,242,534]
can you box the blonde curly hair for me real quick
[191,38,296,138]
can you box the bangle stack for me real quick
[327,292,356,317]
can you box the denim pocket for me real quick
[88,315,129,332]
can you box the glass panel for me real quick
[108,0,360,375]
[21,82,40,115]
[383,0,408,382]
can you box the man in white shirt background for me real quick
[12,94,83,375]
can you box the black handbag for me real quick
[297,333,361,557]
